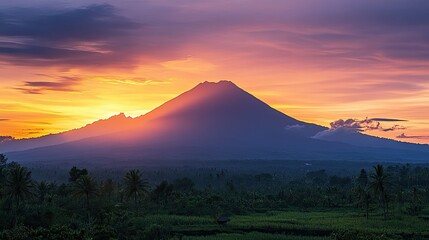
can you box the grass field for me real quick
[183,232,330,240]
[139,208,429,239]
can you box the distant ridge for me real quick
[0,113,134,153]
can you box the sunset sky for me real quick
[1,0,429,144]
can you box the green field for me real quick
[183,233,330,240]
[137,209,429,239]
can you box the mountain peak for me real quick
[200,80,235,85]
[196,80,239,90]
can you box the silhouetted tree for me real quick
[173,177,194,192]
[69,166,88,182]
[4,165,34,209]
[0,154,8,198]
[370,164,390,218]
[407,187,422,215]
[101,178,115,202]
[226,181,235,192]
[399,164,411,187]
[329,175,352,187]
[123,170,149,216]
[73,175,98,225]
[357,169,368,187]
[356,185,371,219]
[0,154,7,166]
[36,180,49,204]
[255,173,273,182]
[355,169,370,219]
[151,181,173,205]
[306,170,328,186]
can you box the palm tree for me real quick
[4,165,34,209]
[370,164,390,219]
[355,169,370,219]
[101,178,115,202]
[0,154,7,167]
[73,175,98,225]
[408,187,423,215]
[357,169,368,187]
[356,186,371,219]
[36,180,49,204]
[0,154,8,198]
[123,169,149,216]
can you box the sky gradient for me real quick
[1,0,429,144]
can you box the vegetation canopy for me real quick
[0,154,428,239]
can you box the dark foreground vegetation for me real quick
[1,154,429,240]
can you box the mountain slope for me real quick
[5,80,429,166]
[312,127,429,153]
[120,80,327,142]
[0,113,134,153]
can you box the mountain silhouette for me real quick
[3,81,429,167]
[0,113,134,153]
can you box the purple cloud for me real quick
[313,117,409,140]
[329,117,407,132]
[15,76,81,94]
[0,4,142,67]
[330,118,378,132]
[370,118,407,122]
[1,0,429,70]
[397,133,429,140]
[383,125,407,132]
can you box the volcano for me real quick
[3,81,429,167]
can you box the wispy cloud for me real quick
[0,119,9,121]
[370,118,407,122]
[15,76,81,94]
[21,128,45,135]
[0,4,141,67]
[313,117,409,140]
[397,133,429,140]
[1,1,429,72]
[329,117,407,132]
[382,125,406,132]
[101,77,171,86]
[309,117,409,142]
[329,118,379,132]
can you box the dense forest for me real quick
[1,153,429,240]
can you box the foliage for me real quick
[123,169,149,216]
[4,165,34,208]
[141,224,173,240]
[69,166,88,182]
[0,155,429,239]
[72,174,99,224]
[332,230,393,240]
[369,165,390,217]
[0,225,86,240]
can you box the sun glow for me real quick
[0,1,428,144]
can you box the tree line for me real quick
[0,153,428,239]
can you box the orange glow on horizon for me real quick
[1,63,428,145]
[1,1,428,145]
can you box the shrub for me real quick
[332,230,399,240]
[141,224,173,240]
